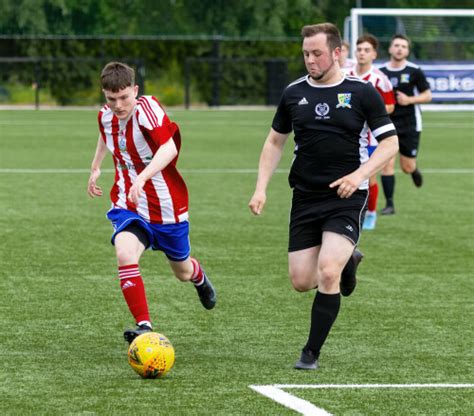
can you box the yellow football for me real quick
[127,332,175,378]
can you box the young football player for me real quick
[88,62,216,343]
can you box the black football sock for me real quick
[304,291,341,358]
[381,175,395,207]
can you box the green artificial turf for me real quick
[0,109,472,415]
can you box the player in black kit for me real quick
[379,34,432,215]
[249,23,399,370]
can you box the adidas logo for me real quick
[298,97,309,105]
[122,280,136,290]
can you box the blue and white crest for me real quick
[119,136,127,151]
[336,93,352,109]
[401,73,410,83]
[315,102,330,117]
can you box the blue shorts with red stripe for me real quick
[106,208,190,262]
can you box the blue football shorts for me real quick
[106,208,191,262]
[367,144,377,157]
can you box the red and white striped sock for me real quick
[190,257,204,286]
[118,264,150,324]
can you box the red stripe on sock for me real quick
[119,264,150,324]
[119,264,139,270]
[190,257,204,285]
[119,269,141,279]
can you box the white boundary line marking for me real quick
[249,385,333,416]
[0,168,473,174]
[273,383,474,389]
[249,383,474,416]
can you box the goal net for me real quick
[346,8,474,105]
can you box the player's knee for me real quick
[401,164,415,174]
[170,259,194,282]
[400,157,416,173]
[317,263,339,289]
[289,272,313,292]
[116,247,139,266]
[291,280,312,292]
[174,269,192,282]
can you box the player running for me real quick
[379,34,432,215]
[88,62,216,344]
[249,23,398,370]
[347,34,396,230]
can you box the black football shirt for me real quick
[379,61,431,121]
[272,75,396,192]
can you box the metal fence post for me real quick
[34,60,40,110]
[211,37,221,107]
[184,58,191,109]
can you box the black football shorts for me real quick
[393,116,421,158]
[288,188,368,252]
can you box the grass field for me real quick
[0,109,473,415]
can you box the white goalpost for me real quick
[347,8,474,110]
[349,8,474,61]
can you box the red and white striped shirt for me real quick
[347,66,396,145]
[98,95,188,224]
[348,65,395,107]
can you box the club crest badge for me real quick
[401,73,410,83]
[118,136,127,152]
[118,130,127,151]
[315,102,330,117]
[336,93,352,109]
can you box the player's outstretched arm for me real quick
[88,136,108,198]
[128,138,178,205]
[249,128,289,215]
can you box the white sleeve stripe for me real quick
[148,97,166,125]
[140,98,159,128]
[137,99,156,128]
[372,123,396,138]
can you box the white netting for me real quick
[348,9,474,61]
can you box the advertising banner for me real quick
[419,62,474,102]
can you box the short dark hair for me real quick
[357,34,379,51]
[100,62,135,92]
[301,23,342,52]
[390,33,411,48]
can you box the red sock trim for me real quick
[119,264,150,324]
[119,264,140,279]
[190,257,204,285]
[368,183,379,212]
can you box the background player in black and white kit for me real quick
[248,23,399,370]
[379,34,432,215]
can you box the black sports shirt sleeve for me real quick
[414,67,431,93]
[272,92,293,134]
[361,82,397,141]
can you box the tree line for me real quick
[0,0,471,105]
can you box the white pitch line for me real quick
[273,383,474,389]
[0,168,104,174]
[249,383,474,416]
[249,385,333,416]
[0,168,473,174]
